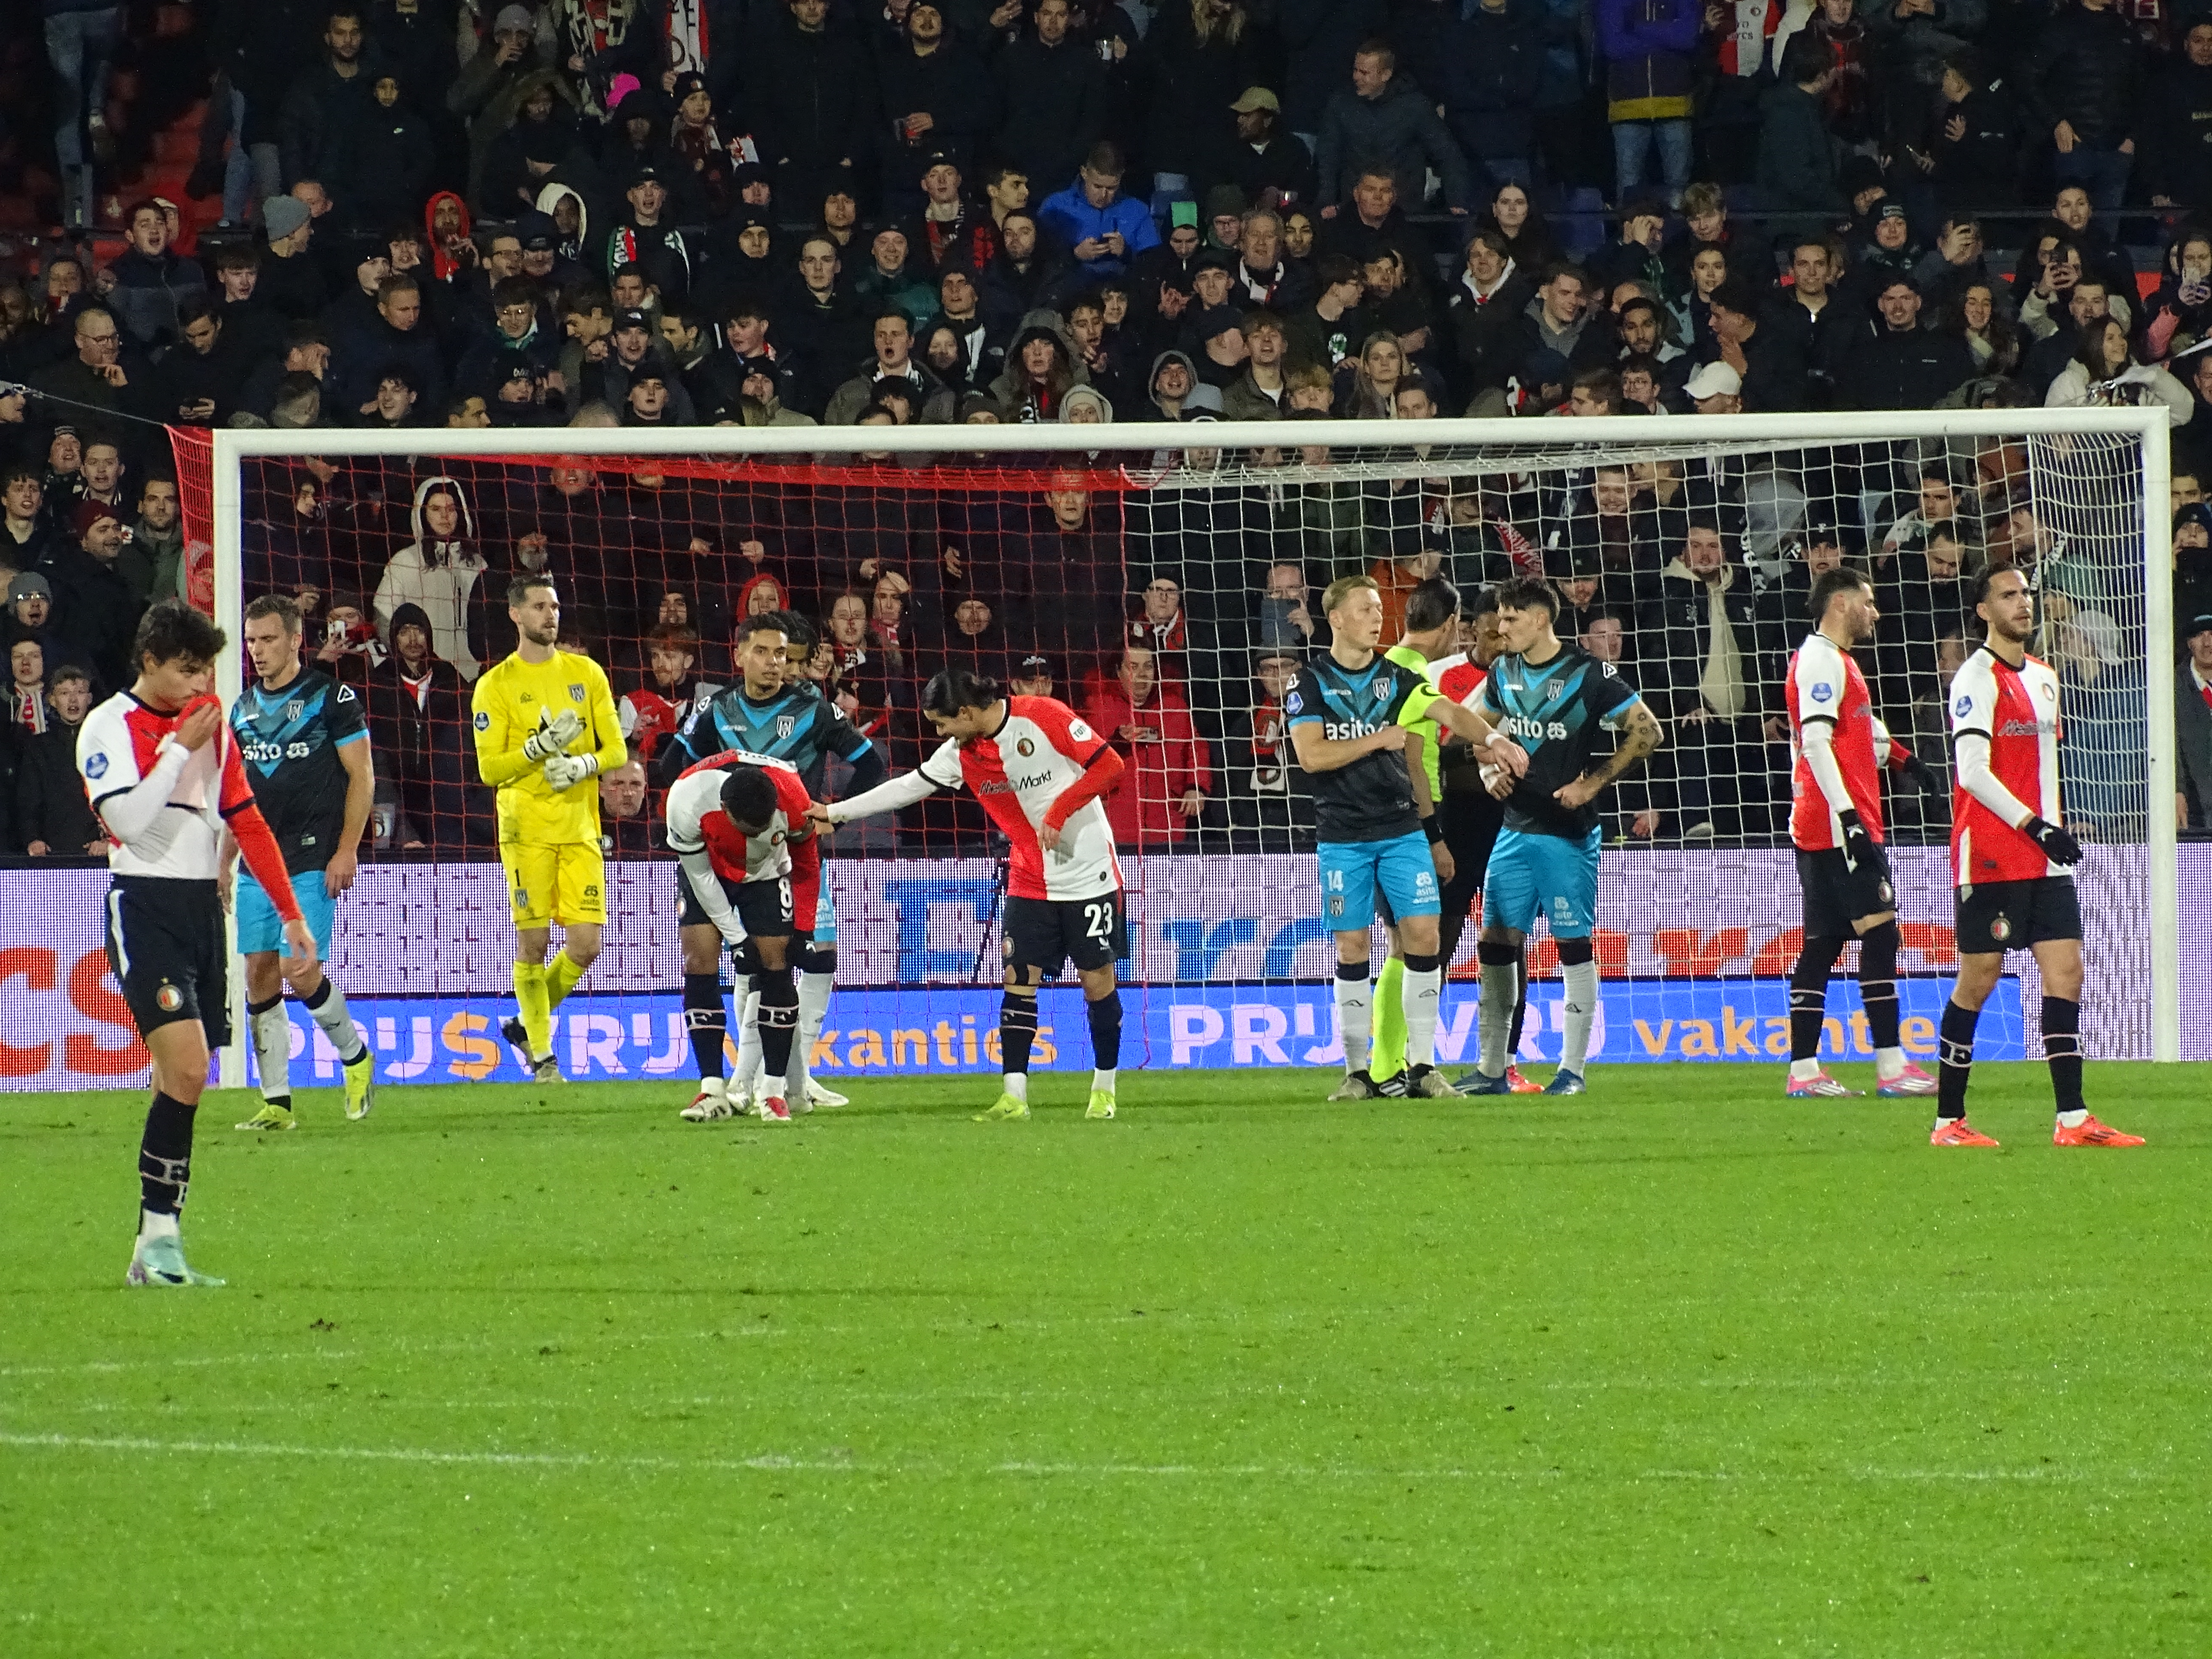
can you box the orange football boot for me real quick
[1930,1118,2000,1147]
[2052,1115,2144,1147]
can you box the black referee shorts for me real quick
[1796,845,1897,938]
[103,876,230,1048]
[1441,788,1505,924]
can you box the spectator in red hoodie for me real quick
[1081,642,1213,845]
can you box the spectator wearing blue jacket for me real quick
[1597,0,1704,206]
[1037,142,1163,280]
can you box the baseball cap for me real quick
[612,307,650,332]
[1683,360,1742,401]
[2189,613,2212,638]
[1228,87,1279,114]
[629,162,664,188]
[1012,651,1057,682]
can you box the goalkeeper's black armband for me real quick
[1421,815,1444,844]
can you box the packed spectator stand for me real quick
[4,0,2212,865]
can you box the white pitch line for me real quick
[0,1432,2164,1486]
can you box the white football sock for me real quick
[733,989,763,1088]
[1003,1070,1029,1100]
[1092,1067,1116,1091]
[251,1001,290,1104]
[305,977,366,1064]
[1478,961,1516,1077]
[787,970,832,1098]
[139,1209,180,1241]
[1560,959,1599,1076]
[1876,1045,1905,1080]
[1335,970,1373,1074]
[1790,1057,1822,1081]
[1403,966,1443,1069]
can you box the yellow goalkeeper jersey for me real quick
[471,648,626,846]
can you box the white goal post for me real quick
[201,406,2181,1090]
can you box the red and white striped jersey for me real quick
[1432,652,1487,706]
[1786,631,1891,850]
[1948,646,2064,885]
[667,750,815,883]
[920,695,1121,901]
[77,690,257,879]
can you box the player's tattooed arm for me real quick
[1556,700,1664,809]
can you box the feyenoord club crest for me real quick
[1991,915,2012,942]
[1016,737,1035,757]
[155,982,183,1013]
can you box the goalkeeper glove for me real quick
[2023,815,2083,866]
[541,752,599,791]
[1837,808,1876,873]
[1897,751,1942,796]
[522,709,585,763]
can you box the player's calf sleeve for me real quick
[1508,946,1530,1058]
[1557,937,1598,1076]
[544,948,587,1010]
[755,968,799,1083]
[1401,953,1443,1070]
[248,993,291,1106]
[1852,921,1903,1076]
[998,991,1039,1097]
[683,972,726,1081]
[733,989,763,1088]
[512,960,551,1060]
[1086,988,1123,1074]
[1477,941,1518,1077]
[1789,935,1848,1065]
[301,975,366,1065]
[139,1090,196,1221]
[1334,958,1374,1074]
[1371,955,1408,1078]
[2041,995,2086,1115]
[1936,999,1981,1121]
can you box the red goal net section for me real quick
[131,413,2197,1096]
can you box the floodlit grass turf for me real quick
[4,1065,2210,1657]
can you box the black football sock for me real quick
[755,967,798,1084]
[1936,999,1981,1121]
[138,1091,196,1217]
[999,991,1039,1076]
[1086,988,1123,1073]
[2042,995,2085,1115]
[1858,921,1902,1057]
[683,971,725,1080]
[1789,934,1848,1062]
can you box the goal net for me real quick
[29,410,2176,1095]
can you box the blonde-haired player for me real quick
[472,575,625,1082]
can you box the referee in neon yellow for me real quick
[471,575,626,1082]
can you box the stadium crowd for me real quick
[4,0,2212,861]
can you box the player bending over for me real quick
[472,576,626,1083]
[227,594,378,1129]
[1430,589,1537,1091]
[1933,568,2141,1148]
[76,602,316,1286]
[1782,568,1946,1099]
[667,757,818,1123]
[810,667,1127,1121]
[659,613,884,1114]
[1284,575,1530,1101]
[1461,576,1662,1097]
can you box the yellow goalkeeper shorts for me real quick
[501,841,607,928]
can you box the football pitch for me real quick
[5,1064,2209,1656]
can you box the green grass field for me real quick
[5,1064,2209,1657]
